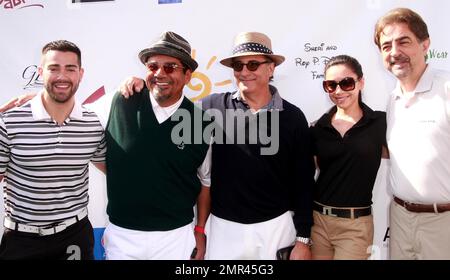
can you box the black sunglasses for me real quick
[322,77,358,93]
[231,60,271,72]
[145,62,185,74]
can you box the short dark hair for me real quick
[41,40,82,66]
[324,54,364,104]
[374,7,429,50]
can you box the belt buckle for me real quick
[403,200,412,210]
[38,223,67,236]
[322,206,337,217]
[38,226,48,236]
[54,223,67,234]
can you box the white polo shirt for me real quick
[386,66,450,203]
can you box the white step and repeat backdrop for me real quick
[1,0,449,259]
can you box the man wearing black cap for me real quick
[103,31,211,260]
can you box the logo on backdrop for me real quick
[71,0,114,3]
[383,227,390,243]
[0,0,44,10]
[22,65,43,89]
[426,48,448,61]
[185,49,232,101]
[294,42,339,80]
[158,0,182,4]
[69,0,114,11]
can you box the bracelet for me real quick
[296,236,312,247]
[194,225,205,234]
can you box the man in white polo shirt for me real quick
[374,8,450,259]
[0,40,106,260]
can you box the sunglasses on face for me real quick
[145,62,185,74]
[231,60,271,72]
[322,77,358,93]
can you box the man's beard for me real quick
[148,77,173,103]
[152,90,171,103]
[45,81,78,103]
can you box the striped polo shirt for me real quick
[0,92,106,226]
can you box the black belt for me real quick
[313,202,371,219]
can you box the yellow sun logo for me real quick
[187,49,232,101]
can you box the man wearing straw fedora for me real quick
[116,31,314,260]
[199,32,315,260]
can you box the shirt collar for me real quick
[30,91,84,121]
[149,90,185,111]
[316,102,377,128]
[393,64,433,99]
[231,84,284,111]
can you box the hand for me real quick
[191,231,207,260]
[0,92,36,113]
[118,76,145,99]
[289,241,312,260]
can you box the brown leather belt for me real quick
[394,196,450,213]
[313,202,371,219]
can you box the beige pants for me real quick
[311,211,373,260]
[389,200,450,260]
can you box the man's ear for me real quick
[37,65,43,76]
[79,67,85,82]
[184,69,192,85]
[422,38,430,53]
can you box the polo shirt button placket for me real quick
[56,124,63,153]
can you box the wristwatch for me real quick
[296,236,312,246]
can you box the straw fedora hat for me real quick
[220,31,285,68]
[138,31,198,71]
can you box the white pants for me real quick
[102,222,195,260]
[206,211,296,260]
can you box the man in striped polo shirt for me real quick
[0,40,106,260]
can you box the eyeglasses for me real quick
[231,60,271,72]
[322,77,359,93]
[145,62,185,74]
